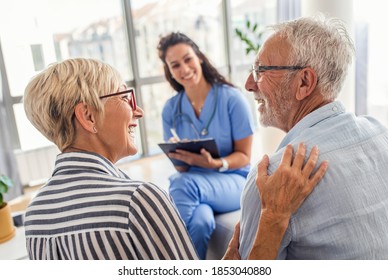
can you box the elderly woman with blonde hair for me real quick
[23,58,198,260]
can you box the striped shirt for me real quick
[24,152,198,260]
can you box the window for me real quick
[140,82,174,154]
[0,0,282,188]
[0,0,132,151]
[354,0,388,126]
[132,0,226,77]
[30,44,45,71]
[230,0,277,66]
[229,0,277,125]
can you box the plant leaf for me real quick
[0,175,13,192]
[0,184,7,194]
[235,28,242,37]
[235,20,263,53]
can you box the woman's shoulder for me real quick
[163,92,181,109]
[135,181,170,200]
[217,83,247,105]
[217,83,243,97]
[167,91,181,102]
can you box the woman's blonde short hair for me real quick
[24,58,123,151]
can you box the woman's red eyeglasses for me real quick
[99,88,136,110]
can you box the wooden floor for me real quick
[118,153,175,191]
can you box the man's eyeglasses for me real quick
[99,88,137,110]
[250,65,305,82]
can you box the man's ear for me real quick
[296,67,318,101]
[74,103,97,133]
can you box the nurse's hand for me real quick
[174,165,189,173]
[168,136,180,143]
[168,137,190,143]
[168,148,217,169]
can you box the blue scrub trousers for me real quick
[169,169,245,259]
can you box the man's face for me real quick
[245,34,297,131]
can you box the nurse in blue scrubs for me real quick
[157,32,255,259]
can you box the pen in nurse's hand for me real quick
[170,128,181,142]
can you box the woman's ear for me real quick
[296,67,318,101]
[74,103,97,133]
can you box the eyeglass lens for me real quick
[251,65,258,82]
[251,65,305,82]
[129,91,136,110]
[100,89,136,110]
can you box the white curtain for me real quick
[277,0,301,21]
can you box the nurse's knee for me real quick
[190,204,216,234]
[190,215,215,235]
[169,174,198,197]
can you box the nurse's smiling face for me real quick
[165,43,204,90]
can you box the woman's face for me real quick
[97,85,143,163]
[164,43,204,89]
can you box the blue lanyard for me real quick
[173,85,218,137]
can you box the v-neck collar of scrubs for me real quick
[182,85,217,126]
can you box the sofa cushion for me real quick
[206,209,240,260]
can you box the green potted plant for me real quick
[0,174,16,243]
[235,19,264,55]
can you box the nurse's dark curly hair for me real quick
[157,32,234,92]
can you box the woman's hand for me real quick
[168,136,180,143]
[168,135,252,171]
[221,143,328,260]
[174,165,189,172]
[247,143,328,260]
[168,148,218,169]
[256,143,328,223]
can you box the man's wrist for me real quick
[260,210,291,230]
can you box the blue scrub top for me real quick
[162,83,255,176]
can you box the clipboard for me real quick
[158,138,220,166]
